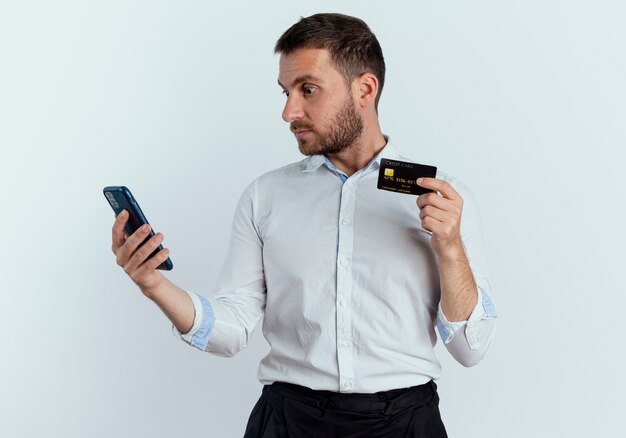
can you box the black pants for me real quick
[243,381,448,438]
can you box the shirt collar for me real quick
[302,154,326,173]
[302,135,400,174]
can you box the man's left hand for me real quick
[416,177,464,258]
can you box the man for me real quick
[111,13,497,438]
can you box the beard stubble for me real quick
[293,97,364,156]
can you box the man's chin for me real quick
[297,140,321,156]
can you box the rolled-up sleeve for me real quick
[171,291,215,350]
[434,180,498,366]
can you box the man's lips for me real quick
[293,129,312,139]
[291,126,313,138]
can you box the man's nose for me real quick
[282,95,304,123]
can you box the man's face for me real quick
[278,48,363,156]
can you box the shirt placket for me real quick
[336,175,357,393]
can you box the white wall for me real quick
[1,1,624,436]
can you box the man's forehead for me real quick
[278,48,338,87]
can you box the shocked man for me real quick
[111,13,497,438]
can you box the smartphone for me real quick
[103,186,173,270]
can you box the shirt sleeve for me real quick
[171,290,216,350]
[171,179,266,357]
[434,178,498,367]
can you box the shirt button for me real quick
[338,300,345,307]
[341,219,349,225]
[343,382,352,389]
[340,258,349,266]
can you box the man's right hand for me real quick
[110,210,195,335]
[111,210,170,298]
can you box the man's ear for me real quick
[354,72,379,109]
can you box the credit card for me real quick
[377,158,437,195]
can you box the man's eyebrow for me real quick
[277,74,324,89]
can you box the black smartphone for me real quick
[103,186,174,271]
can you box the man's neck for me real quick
[325,131,387,176]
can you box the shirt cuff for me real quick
[436,286,496,349]
[171,291,216,351]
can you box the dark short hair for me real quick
[275,13,386,110]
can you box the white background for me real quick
[1,1,624,436]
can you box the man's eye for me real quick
[303,86,316,95]
[281,89,289,97]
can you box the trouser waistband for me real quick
[265,380,438,415]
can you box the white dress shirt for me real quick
[173,139,497,393]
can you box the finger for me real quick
[419,205,451,223]
[416,177,461,201]
[421,215,461,244]
[112,210,129,253]
[126,224,152,251]
[137,247,170,274]
[124,233,164,273]
[115,224,152,266]
[419,215,443,234]
[416,191,449,210]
